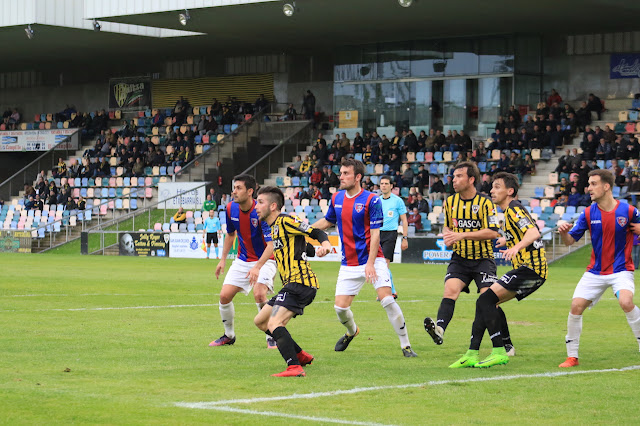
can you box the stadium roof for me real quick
[2,0,640,72]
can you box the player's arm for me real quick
[399,213,409,250]
[215,231,235,278]
[366,196,383,283]
[559,210,588,246]
[312,217,333,230]
[247,240,274,285]
[283,217,332,256]
[501,227,541,261]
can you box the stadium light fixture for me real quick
[398,0,413,7]
[282,2,296,17]
[93,19,101,32]
[25,24,34,39]
[178,9,190,26]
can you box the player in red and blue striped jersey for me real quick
[558,169,640,367]
[211,174,278,348]
[313,159,417,357]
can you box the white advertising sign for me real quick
[158,182,206,209]
[0,129,79,152]
[169,232,207,259]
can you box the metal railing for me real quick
[0,131,80,201]
[81,182,210,255]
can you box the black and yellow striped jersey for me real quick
[445,192,499,260]
[503,200,548,279]
[269,214,319,289]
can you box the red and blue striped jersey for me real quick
[568,200,640,275]
[225,201,272,262]
[325,189,384,266]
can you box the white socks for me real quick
[566,313,582,358]
[219,301,235,338]
[380,296,410,348]
[256,301,266,311]
[334,305,358,336]
[625,306,640,350]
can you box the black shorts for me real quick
[380,230,398,261]
[445,253,498,293]
[267,282,317,316]
[496,266,546,301]
[206,233,218,244]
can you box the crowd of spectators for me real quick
[2,107,21,129]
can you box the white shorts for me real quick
[573,271,635,308]
[223,258,277,295]
[335,257,391,296]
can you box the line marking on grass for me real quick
[175,365,640,409]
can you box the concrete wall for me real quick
[544,53,639,103]
[0,81,108,120]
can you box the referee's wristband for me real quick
[401,236,408,240]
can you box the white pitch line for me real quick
[176,365,640,409]
[174,405,394,426]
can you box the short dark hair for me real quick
[257,186,284,211]
[340,158,366,184]
[588,169,614,189]
[453,161,480,186]
[379,175,392,185]
[233,174,257,193]
[492,172,519,197]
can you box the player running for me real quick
[423,162,514,355]
[378,175,409,299]
[450,172,547,368]
[202,209,221,259]
[211,174,278,349]
[313,159,417,357]
[557,169,640,368]
[254,186,332,377]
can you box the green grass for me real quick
[45,209,179,255]
[1,249,638,424]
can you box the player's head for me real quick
[208,209,214,218]
[339,158,365,191]
[256,186,284,221]
[379,175,392,195]
[491,172,519,205]
[587,169,614,202]
[232,174,257,203]
[452,161,480,194]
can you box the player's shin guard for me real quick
[271,326,301,366]
[437,298,456,332]
[624,306,640,349]
[566,313,582,358]
[219,301,235,338]
[380,296,410,348]
[478,289,503,348]
[335,305,358,336]
[469,304,486,351]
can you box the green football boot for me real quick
[474,347,509,368]
[448,349,479,368]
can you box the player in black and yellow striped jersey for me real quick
[253,186,332,377]
[450,172,548,369]
[424,162,513,354]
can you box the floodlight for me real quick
[25,24,34,39]
[178,9,190,26]
[398,0,413,7]
[283,2,296,17]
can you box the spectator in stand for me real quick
[352,132,365,153]
[523,153,535,175]
[287,155,303,177]
[576,101,591,129]
[507,105,521,125]
[302,90,316,120]
[255,94,269,112]
[34,194,43,211]
[547,89,563,108]
[309,184,322,200]
[585,93,603,120]
[401,164,415,188]
[416,164,430,195]
[284,103,297,121]
[495,116,506,132]
[173,207,187,223]
[497,152,510,171]
[309,166,323,186]
[338,133,350,159]
[8,108,20,129]
[556,177,570,198]
[473,141,487,162]
[52,158,67,179]
[595,139,612,161]
[414,193,430,214]
[24,195,35,210]
[479,175,491,195]
[132,157,145,177]
[407,207,422,231]
[299,155,313,176]
[487,163,499,176]
[536,102,549,119]
[444,174,454,195]
[183,146,194,166]
[65,196,77,211]
[424,129,436,152]
[77,196,86,210]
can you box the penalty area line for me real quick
[175,365,640,409]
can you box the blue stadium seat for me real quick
[534,187,544,198]
[81,177,88,187]
[434,152,443,162]
[416,152,425,162]
[130,199,138,209]
[429,163,438,174]
[276,176,284,186]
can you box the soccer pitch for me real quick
[1,249,638,424]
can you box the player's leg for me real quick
[380,232,398,297]
[560,272,607,367]
[253,260,277,348]
[617,289,640,350]
[210,284,243,346]
[211,233,219,259]
[334,266,363,351]
[385,258,398,298]
[206,241,211,258]
[424,276,466,345]
[374,259,416,356]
